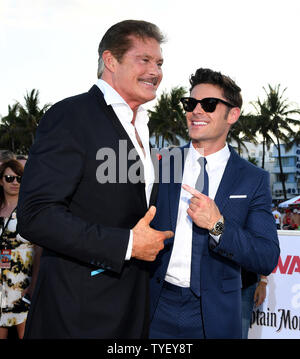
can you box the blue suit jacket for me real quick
[149,144,280,339]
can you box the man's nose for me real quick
[193,102,205,114]
[148,61,161,76]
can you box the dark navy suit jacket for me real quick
[150,144,280,339]
[17,85,157,338]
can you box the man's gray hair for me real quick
[97,19,166,78]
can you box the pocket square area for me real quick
[91,269,105,276]
[229,195,247,198]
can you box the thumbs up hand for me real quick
[132,206,174,261]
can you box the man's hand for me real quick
[132,206,174,261]
[182,184,221,230]
[254,279,267,307]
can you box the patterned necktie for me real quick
[190,157,208,297]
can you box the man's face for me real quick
[186,83,239,152]
[110,36,163,110]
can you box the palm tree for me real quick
[0,103,20,152]
[285,121,300,151]
[248,99,274,169]
[18,89,51,145]
[227,111,258,155]
[0,89,51,154]
[258,84,300,199]
[247,156,258,166]
[148,86,189,147]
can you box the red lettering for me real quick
[273,255,292,274]
[288,256,300,275]
[272,255,300,275]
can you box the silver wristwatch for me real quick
[209,216,225,236]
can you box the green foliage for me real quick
[228,111,258,155]
[247,156,258,166]
[148,86,189,147]
[249,84,300,199]
[0,89,50,154]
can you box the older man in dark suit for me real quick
[17,20,173,339]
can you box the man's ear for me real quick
[102,50,118,73]
[227,107,241,126]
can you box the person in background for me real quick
[16,155,28,168]
[272,206,281,229]
[0,150,15,166]
[0,160,40,339]
[282,209,294,230]
[241,269,268,338]
[290,208,300,230]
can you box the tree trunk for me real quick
[11,137,15,153]
[276,137,287,200]
[261,138,265,169]
[155,134,159,148]
[237,141,241,155]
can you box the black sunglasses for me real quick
[180,97,235,113]
[3,175,22,184]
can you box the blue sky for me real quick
[1,0,299,117]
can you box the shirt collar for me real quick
[96,79,148,124]
[206,144,230,167]
[189,142,230,169]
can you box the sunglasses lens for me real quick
[181,98,197,112]
[4,175,21,183]
[6,176,14,183]
[201,98,218,113]
[181,97,220,113]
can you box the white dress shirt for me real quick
[96,79,155,259]
[165,143,231,287]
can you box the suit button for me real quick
[156,277,161,284]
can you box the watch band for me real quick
[260,277,268,284]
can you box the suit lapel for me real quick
[89,85,137,155]
[214,146,245,212]
[88,85,147,210]
[168,143,190,232]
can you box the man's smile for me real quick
[139,77,159,87]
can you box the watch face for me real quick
[216,222,224,231]
[214,221,224,234]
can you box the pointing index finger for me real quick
[182,184,203,198]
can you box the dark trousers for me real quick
[149,281,205,339]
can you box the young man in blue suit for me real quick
[149,68,280,339]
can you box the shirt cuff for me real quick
[125,230,133,260]
[210,233,221,243]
